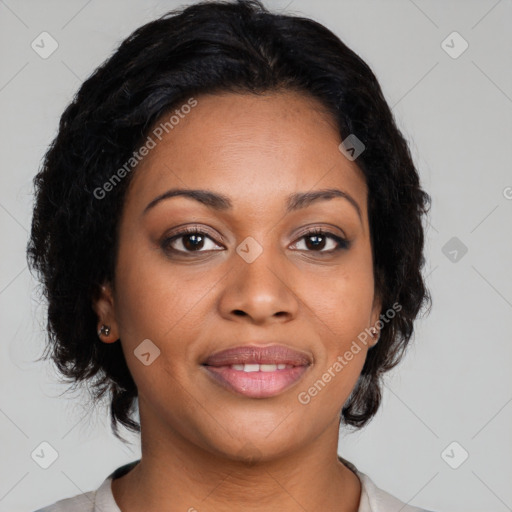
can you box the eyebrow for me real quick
[143,187,362,222]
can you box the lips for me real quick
[203,344,312,367]
[201,344,312,398]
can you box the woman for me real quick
[29,1,434,510]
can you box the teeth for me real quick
[229,363,293,371]
[243,364,260,372]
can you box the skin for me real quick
[93,90,382,512]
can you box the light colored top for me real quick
[33,458,434,512]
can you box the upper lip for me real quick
[202,344,313,367]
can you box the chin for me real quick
[200,423,303,465]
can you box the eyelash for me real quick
[161,226,350,256]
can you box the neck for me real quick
[112,410,361,512]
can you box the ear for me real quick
[92,283,119,343]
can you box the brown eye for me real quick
[180,232,206,251]
[161,228,224,254]
[292,229,350,253]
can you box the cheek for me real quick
[112,240,224,394]
[114,239,212,340]
[292,247,375,402]
[298,259,375,343]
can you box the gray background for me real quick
[1,1,511,511]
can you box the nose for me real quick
[217,244,299,325]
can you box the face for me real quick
[94,91,381,461]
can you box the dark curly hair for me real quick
[27,0,431,443]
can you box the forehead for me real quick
[124,91,368,219]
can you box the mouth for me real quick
[201,344,312,399]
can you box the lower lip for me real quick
[202,365,310,398]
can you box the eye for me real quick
[291,228,350,253]
[161,227,224,254]
[161,226,350,256]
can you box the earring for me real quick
[369,327,379,340]
[98,324,111,337]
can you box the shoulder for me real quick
[31,460,139,512]
[31,488,97,512]
[340,457,436,512]
[358,471,436,512]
